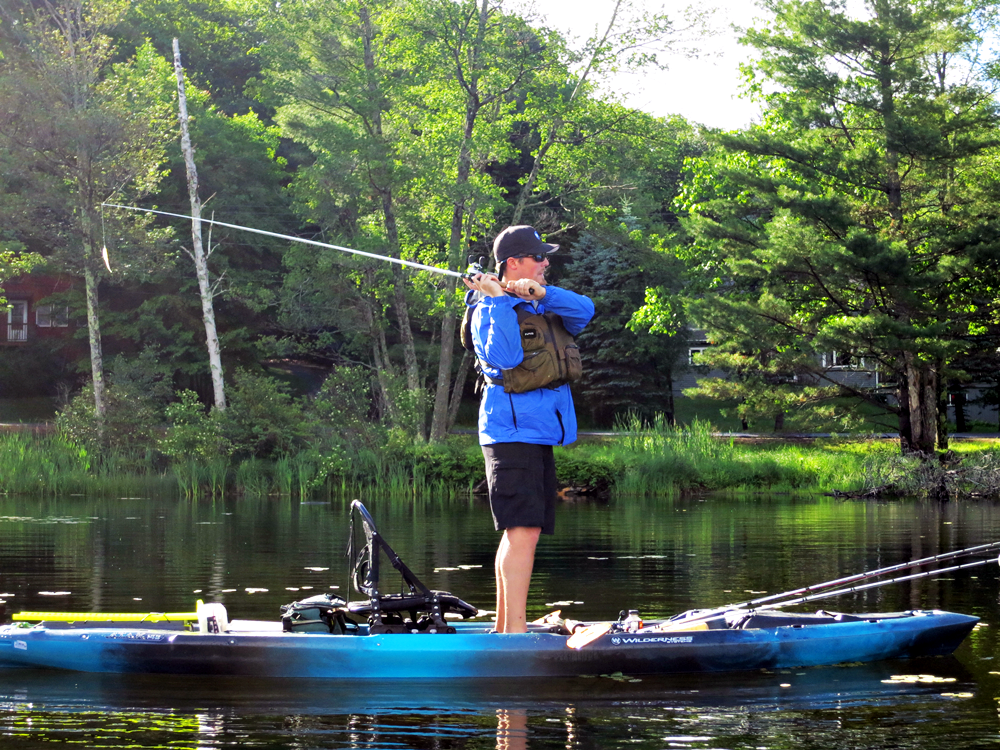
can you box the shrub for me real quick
[56,384,160,470]
[220,370,314,459]
[159,390,231,461]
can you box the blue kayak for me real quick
[0,501,979,678]
[0,608,977,678]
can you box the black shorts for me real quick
[482,442,557,535]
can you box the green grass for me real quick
[561,417,1000,497]
[2,418,998,499]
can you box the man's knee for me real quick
[504,526,541,548]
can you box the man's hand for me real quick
[462,272,506,297]
[503,277,546,301]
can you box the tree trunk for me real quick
[663,368,675,427]
[173,38,226,411]
[899,353,938,454]
[82,260,106,419]
[446,349,473,432]
[359,271,396,424]
[876,4,903,228]
[429,0,488,442]
[359,5,423,435]
[952,387,967,433]
[937,370,950,450]
[77,151,105,420]
[896,363,913,452]
[430,294,460,441]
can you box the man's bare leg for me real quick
[495,533,508,630]
[495,526,541,633]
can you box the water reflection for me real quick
[496,708,528,750]
[2,494,1000,749]
[0,660,989,748]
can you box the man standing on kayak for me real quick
[462,225,594,633]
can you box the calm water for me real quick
[1,492,1000,749]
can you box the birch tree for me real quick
[172,38,226,411]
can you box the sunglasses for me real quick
[514,253,547,263]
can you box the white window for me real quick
[689,347,709,366]
[821,351,866,370]
[35,305,69,328]
[7,300,27,342]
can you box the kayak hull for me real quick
[0,610,977,678]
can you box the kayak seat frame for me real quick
[348,500,479,634]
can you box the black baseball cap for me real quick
[492,225,559,264]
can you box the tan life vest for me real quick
[496,306,583,394]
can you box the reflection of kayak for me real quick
[0,655,973,714]
[0,501,980,679]
[0,607,978,678]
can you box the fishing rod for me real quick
[760,556,995,611]
[101,203,475,280]
[725,540,1000,613]
[659,540,1000,628]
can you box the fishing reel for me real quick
[464,255,490,305]
[465,254,488,278]
[462,253,538,301]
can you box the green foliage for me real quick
[218,370,312,459]
[0,339,73,398]
[159,390,231,461]
[382,436,483,488]
[55,353,173,468]
[310,366,385,453]
[0,431,173,496]
[0,245,42,307]
[563,218,690,425]
[54,349,179,466]
[117,0,272,115]
[658,0,1000,452]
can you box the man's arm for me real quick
[472,296,524,370]
[542,286,595,336]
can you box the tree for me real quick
[664,0,1000,452]
[117,0,271,116]
[264,0,557,441]
[402,0,555,441]
[262,0,425,433]
[0,245,43,307]
[173,38,226,411]
[0,0,173,418]
[510,0,711,228]
[103,3,292,402]
[563,219,689,426]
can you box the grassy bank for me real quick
[3,417,998,499]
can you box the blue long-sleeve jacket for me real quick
[469,285,595,446]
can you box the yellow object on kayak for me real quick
[13,611,197,623]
